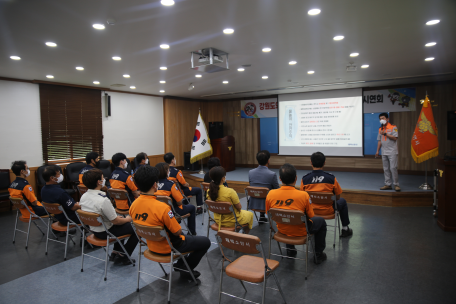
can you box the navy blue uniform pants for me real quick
[174,235,211,270]
[336,198,350,227]
[174,204,196,235]
[183,187,203,206]
[286,216,327,253]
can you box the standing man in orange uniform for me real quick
[375,113,400,191]
[130,166,210,279]
[266,163,327,263]
[109,153,139,210]
[164,152,203,214]
[9,160,47,218]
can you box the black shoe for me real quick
[196,207,203,215]
[118,255,135,265]
[341,227,353,237]
[286,249,297,258]
[258,217,268,224]
[180,269,201,279]
[109,253,120,261]
[314,252,327,265]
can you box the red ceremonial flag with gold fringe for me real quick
[411,95,439,163]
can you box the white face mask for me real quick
[55,174,64,183]
[174,158,177,165]
[100,179,106,188]
[24,169,30,177]
[145,159,149,165]
[123,161,128,169]
[380,119,387,125]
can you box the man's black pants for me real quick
[174,235,211,270]
[336,198,350,227]
[286,216,327,253]
[183,187,203,206]
[174,204,196,235]
[93,223,139,256]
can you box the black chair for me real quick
[0,170,11,210]
[65,162,86,186]
[98,160,112,180]
[36,165,76,198]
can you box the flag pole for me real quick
[418,160,433,190]
[198,107,205,174]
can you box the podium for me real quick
[211,136,235,172]
[437,158,456,232]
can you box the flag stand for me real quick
[198,159,204,175]
[418,160,433,190]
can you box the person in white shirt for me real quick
[80,168,138,265]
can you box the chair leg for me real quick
[271,272,287,304]
[117,238,135,266]
[268,229,272,259]
[239,279,247,292]
[25,218,32,249]
[181,256,198,285]
[104,241,110,281]
[81,230,85,272]
[206,216,210,238]
[276,241,283,257]
[64,222,70,260]
[45,217,50,255]
[261,269,267,304]
[137,243,141,292]
[13,210,19,244]
[32,219,45,235]
[305,241,308,280]
[159,263,168,276]
[168,255,174,304]
[218,259,224,304]
[253,211,259,222]
[201,204,205,226]
[333,217,337,248]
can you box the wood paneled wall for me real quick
[163,98,222,167]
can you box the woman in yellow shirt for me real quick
[206,166,253,233]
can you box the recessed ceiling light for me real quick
[161,0,174,6]
[223,28,234,34]
[237,68,245,72]
[76,67,84,70]
[112,56,121,61]
[93,81,100,85]
[350,53,359,57]
[289,61,297,65]
[307,70,315,74]
[308,9,321,15]
[160,66,167,70]
[223,80,229,84]
[425,42,437,47]
[361,64,369,68]
[93,24,105,30]
[195,74,202,78]
[262,48,271,52]
[130,86,136,89]
[160,44,170,49]
[10,56,21,60]
[426,20,440,25]
[425,57,435,61]
[333,35,344,41]
[123,74,130,78]
[46,75,54,79]
[262,76,268,79]
[160,80,166,83]
[160,90,165,93]
[45,42,57,47]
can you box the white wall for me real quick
[102,92,164,159]
[0,80,43,168]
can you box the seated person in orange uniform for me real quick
[155,162,197,235]
[133,152,149,174]
[9,160,47,218]
[130,166,210,279]
[164,152,203,214]
[300,152,352,237]
[78,152,101,186]
[109,153,139,210]
[266,163,327,264]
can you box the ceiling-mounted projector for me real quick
[190,47,229,73]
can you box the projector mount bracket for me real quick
[190,47,229,73]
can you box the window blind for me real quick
[39,84,103,163]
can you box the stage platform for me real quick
[183,167,434,207]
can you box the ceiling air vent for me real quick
[110,84,126,87]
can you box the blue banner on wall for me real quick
[260,118,278,153]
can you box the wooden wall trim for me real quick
[0,76,34,83]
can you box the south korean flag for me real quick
[190,111,213,164]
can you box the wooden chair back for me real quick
[217,230,261,254]
[132,222,165,242]
[245,186,269,199]
[107,188,129,200]
[200,182,210,192]
[205,200,233,215]
[9,197,25,209]
[268,208,305,226]
[76,210,102,226]
[41,202,62,214]
[307,192,335,205]
[156,196,172,207]
[77,185,88,196]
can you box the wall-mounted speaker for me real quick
[209,121,223,139]
[104,94,111,117]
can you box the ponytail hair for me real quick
[208,166,226,201]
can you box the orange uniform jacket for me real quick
[9,177,43,218]
[265,186,314,237]
[78,165,95,186]
[156,178,184,210]
[109,167,138,210]
[300,170,342,215]
[130,194,185,254]
[168,166,192,191]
